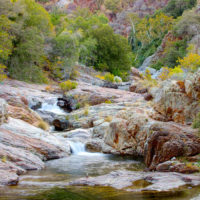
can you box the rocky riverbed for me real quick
[0,66,200,199]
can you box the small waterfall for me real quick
[39,101,66,115]
[68,141,86,155]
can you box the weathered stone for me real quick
[144,127,200,170]
[69,170,200,192]
[144,93,153,101]
[129,82,148,94]
[0,98,8,125]
[0,169,19,186]
[153,71,200,124]
[156,160,200,174]
[58,96,78,112]
[130,67,142,79]
[103,81,118,89]
[86,140,102,152]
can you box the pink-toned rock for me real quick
[131,67,142,79]
[67,81,143,106]
[144,126,200,170]
[156,161,200,174]
[153,71,200,124]
[0,169,19,186]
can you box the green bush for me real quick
[59,80,78,92]
[104,73,115,83]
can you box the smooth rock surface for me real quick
[69,170,200,192]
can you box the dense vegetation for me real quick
[0,0,132,82]
[0,0,199,83]
[128,0,198,69]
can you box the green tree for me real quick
[104,0,121,14]
[49,31,80,79]
[91,25,132,75]
[163,0,197,18]
[0,15,13,61]
[1,0,54,83]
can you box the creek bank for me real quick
[0,117,70,186]
[69,170,200,192]
[0,66,200,187]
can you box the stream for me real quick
[0,101,200,200]
[0,142,200,200]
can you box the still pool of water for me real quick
[0,151,200,200]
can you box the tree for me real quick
[0,15,13,61]
[49,31,80,79]
[1,0,54,83]
[163,0,197,18]
[104,0,121,14]
[91,25,132,75]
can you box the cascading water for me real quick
[39,100,66,115]
[68,141,86,155]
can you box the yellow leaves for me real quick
[158,66,183,81]
[59,80,78,92]
[177,53,200,72]
[10,0,18,3]
[96,74,105,80]
[144,69,158,87]
[136,12,174,46]
[1,156,7,163]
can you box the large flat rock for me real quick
[69,170,200,192]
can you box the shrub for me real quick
[105,100,112,104]
[177,53,200,72]
[104,116,113,122]
[104,73,115,83]
[37,120,49,131]
[75,103,81,109]
[143,69,158,87]
[45,85,54,92]
[1,156,7,163]
[114,76,122,83]
[95,74,105,80]
[83,104,89,116]
[70,68,80,80]
[59,80,78,92]
[0,64,7,82]
[158,66,183,81]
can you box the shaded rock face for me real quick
[58,96,78,112]
[153,71,200,124]
[98,101,200,168]
[144,127,200,170]
[69,170,200,192]
[103,82,118,89]
[53,119,69,131]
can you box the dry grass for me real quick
[37,120,49,131]
[104,116,113,122]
